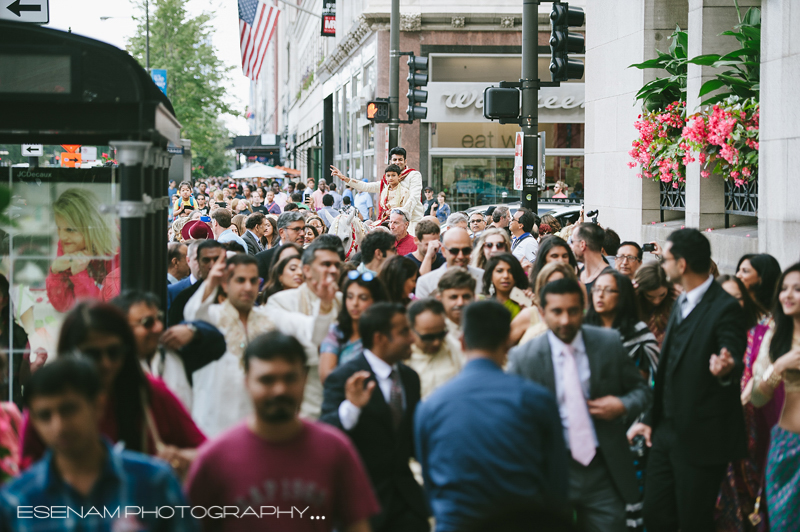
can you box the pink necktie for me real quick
[562,345,596,466]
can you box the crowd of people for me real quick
[1,147,799,532]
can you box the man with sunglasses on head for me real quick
[112,291,226,412]
[415,227,484,298]
[389,208,417,256]
[406,220,445,275]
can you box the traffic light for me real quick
[483,87,520,122]
[406,54,428,121]
[367,99,390,123]
[549,2,585,83]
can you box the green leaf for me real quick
[742,7,761,27]
[629,58,667,70]
[698,79,727,97]
[740,26,761,41]
[689,54,722,66]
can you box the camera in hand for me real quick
[642,243,656,253]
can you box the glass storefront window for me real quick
[355,111,362,153]
[432,157,515,212]
[543,155,584,197]
[344,81,350,154]
[366,123,374,150]
[335,89,342,155]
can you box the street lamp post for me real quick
[100,0,149,72]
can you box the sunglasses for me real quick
[390,209,409,222]
[470,219,485,224]
[134,312,164,330]
[445,246,472,256]
[348,270,376,282]
[485,242,507,250]
[82,344,126,362]
[414,329,448,342]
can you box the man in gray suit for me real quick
[508,278,652,532]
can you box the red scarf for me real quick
[377,167,415,221]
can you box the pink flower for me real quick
[742,167,751,177]
[701,170,710,178]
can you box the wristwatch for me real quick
[185,322,198,340]
[762,364,783,388]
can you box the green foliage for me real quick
[0,185,14,227]
[629,27,687,112]
[687,7,760,106]
[127,0,237,178]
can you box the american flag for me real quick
[239,0,280,80]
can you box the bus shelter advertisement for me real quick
[1,166,120,406]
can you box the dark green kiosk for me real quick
[0,19,181,302]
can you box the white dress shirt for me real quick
[680,274,714,319]
[546,330,599,449]
[338,349,405,430]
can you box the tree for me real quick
[127,0,236,178]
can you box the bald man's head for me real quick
[442,227,472,268]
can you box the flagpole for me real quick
[274,0,320,18]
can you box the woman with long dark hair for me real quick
[529,236,578,289]
[318,272,388,382]
[715,274,776,530]
[19,301,205,475]
[749,263,800,528]
[586,269,659,384]
[379,255,419,306]
[482,253,530,320]
[260,216,280,250]
[258,255,304,305]
[737,253,782,313]
[634,261,676,348]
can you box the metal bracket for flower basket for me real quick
[724,180,758,228]
[659,181,686,222]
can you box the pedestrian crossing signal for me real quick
[367,100,390,123]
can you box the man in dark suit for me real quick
[255,211,306,279]
[321,302,429,532]
[167,240,226,326]
[640,229,747,532]
[241,213,266,256]
[167,241,199,310]
[508,278,652,532]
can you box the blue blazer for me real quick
[167,277,192,310]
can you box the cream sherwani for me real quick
[184,281,335,437]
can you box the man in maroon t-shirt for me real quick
[389,209,417,256]
[185,331,380,532]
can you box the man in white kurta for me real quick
[184,253,337,437]
[330,146,423,234]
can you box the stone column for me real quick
[684,0,759,230]
[584,0,687,243]
[759,0,800,267]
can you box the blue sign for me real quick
[151,69,167,96]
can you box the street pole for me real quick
[520,0,539,214]
[387,0,400,155]
[146,0,150,72]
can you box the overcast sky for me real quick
[46,0,250,135]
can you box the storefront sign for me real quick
[321,2,335,36]
[424,82,585,123]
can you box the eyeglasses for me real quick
[81,344,126,362]
[485,242,507,250]
[285,225,307,233]
[445,246,472,256]
[347,270,376,282]
[593,287,619,295]
[413,329,448,342]
[469,219,485,224]
[615,255,640,263]
[134,312,164,330]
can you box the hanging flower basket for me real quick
[628,101,691,188]
[682,96,759,186]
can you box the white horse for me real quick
[329,207,369,259]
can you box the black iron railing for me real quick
[660,181,686,222]
[725,179,757,227]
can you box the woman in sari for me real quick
[749,263,800,531]
[715,274,775,531]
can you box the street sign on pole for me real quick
[151,69,167,96]
[513,133,523,191]
[21,144,43,157]
[0,0,49,23]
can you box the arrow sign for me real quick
[1,0,48,23]
[21,144,43,157]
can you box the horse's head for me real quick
[333,208,359,257]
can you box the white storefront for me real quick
[423,54,585,211]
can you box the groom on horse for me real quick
[331,146,424,234]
